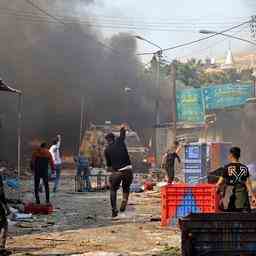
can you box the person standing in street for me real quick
[162,141,181,184]
[104,124,133,218]
[216,147,256,212]
[74,151,92,192]
[31,143,55,204]
[50,135,62,193]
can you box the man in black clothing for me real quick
[105,125,133,218]
[162,141,181,183]
[216,147,256,212]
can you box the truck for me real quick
[80,122,149,173]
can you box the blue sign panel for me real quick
[203,84,252,110]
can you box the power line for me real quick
[23,0,121,55]
[176,26,248,60]
[3,2,253,61]
[0,10,244,33]
[0,10,246,30]
[0,8,249,28]
[137,20,251,55]
[0,7,248,23]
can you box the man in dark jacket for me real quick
[31,143,55,204]
[105,125,133,218]
[162,141,181,183]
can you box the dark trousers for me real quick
[34,172,49,204]
[109,169,133,211]
[166,166,175,183]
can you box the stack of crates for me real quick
[179,212,256,256]
[161,184,219,226]
[24,203,53,215]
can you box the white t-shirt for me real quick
[49,141,62,165]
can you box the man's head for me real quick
[105,133,115,145]
[228,147,241,162]
[40,142,48,149]
[170,140,179,151]
[173,141,179,149]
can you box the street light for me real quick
[135,35,162,166]
[135,35,162,51]
[199,30,256,46]
[200,29,256,105]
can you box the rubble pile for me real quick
[0,161,18,178]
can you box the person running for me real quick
[162,141,181,184]
[104,124,133,218]
[50,135,62,193]
[216,147,256,212]
[32,142,55,204]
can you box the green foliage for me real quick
[145,57,254,88]
[175,59,203,87]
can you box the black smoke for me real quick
[0,0,155,164]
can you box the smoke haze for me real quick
[0,0,155,163]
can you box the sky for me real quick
[83,0,256,63]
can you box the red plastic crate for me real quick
[161,184,220,226]
[24,203,53,215]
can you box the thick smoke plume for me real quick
[0,0,155,163]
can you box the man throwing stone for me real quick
[104,124,133,218]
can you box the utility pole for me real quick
[135,36,162,166]
[155,52,161,125]
[170,62,177,140]
[152,51,161,165]
[252,69,256,97]
[250,15,256,39]
[17,93,22,179]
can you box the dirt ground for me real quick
[6,170,181,256]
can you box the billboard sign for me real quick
[203,84,252,110]
[176,84,252,122]
[176,88,205,123]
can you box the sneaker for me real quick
[120,201,127,213]
[112,209,118,218]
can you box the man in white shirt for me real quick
[49,135,62,193]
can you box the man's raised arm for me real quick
[119,124,127,141]
[57,134,61,148]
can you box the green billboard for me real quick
[176,88,205,123]
[203,84,252,110]
[176,84,252,123]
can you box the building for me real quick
[221,48,235,70]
